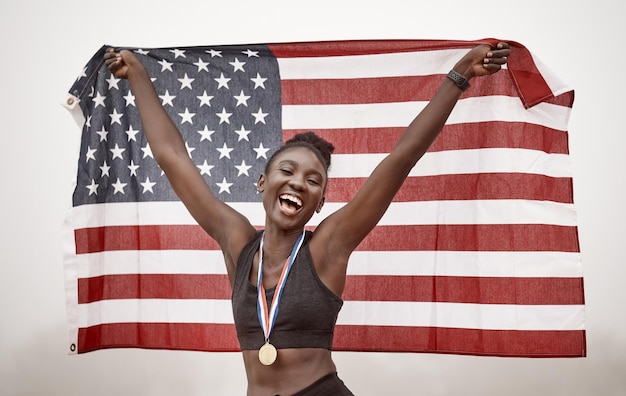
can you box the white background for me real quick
[1,0,624,395]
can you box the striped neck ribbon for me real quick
[256,231,306,343]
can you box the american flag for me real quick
[63,39,585,357]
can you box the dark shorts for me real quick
[290,372,354,396]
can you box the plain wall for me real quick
[1,0,625,394]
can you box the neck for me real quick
[261,228,305,268]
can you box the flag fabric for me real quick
[62,39,585,357]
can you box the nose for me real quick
[288,175,305,191]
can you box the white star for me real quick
[216,177,233,194]
[197,160,214,176]
[123,90,136,107]
[178,108,196,124]
[216,107,232,124]
[207,49,222,57]
[86,179,99,196]
[126,125,140,142]
[214,72,231,89]
[85,115,91,128]
[141,177,156,193]
[141,143,153,159]
[242,49,259,57]
[235,160,252,176]
[252,108,268,124]
[110,143,126,160]
[197,126,215,142]
[193,58,210,72]
[251,73,267,89]
[158,59,173,72]
[106,74,121,90]
[127,160,140,177]
[234,90,251,107]
[92,92,106,108]
[170,49,186,58]
[85,146,97,162]
[111,178,127,194]
[197,91,214,107]
[178,73,195,90]
[109,108,123,125]
[185,142,196,158]
[135,49,149,55]
[95,126,108,142]
[254,143,270,159]
[234,125,251,141]
[99,161,111,177]
[229,57,246,72]
[216,143,233,159]
[159,90,176,107]
[77,66,87,81]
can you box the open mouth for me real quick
[279,194,303,215]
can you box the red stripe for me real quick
[77,274,583,305]
[76,322,586,357]
[280,73,517,105]
[333,326,586,357]
[358,224,580,252]
[74,224,219,254]
[269,39,490,58]
[284,121,570,154]
[75,224,579,254]
[326,174,574,203]
[78,274,232,303]
[342,276,584,304]
[77,323,240,353]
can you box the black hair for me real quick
[264,131,335,174]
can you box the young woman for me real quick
[105,41,510,395]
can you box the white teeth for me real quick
[280,194,302,208]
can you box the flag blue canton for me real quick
[70,44,282,206]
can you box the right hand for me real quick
[104,48,135,79]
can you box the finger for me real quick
[482,63,502,73]
[484,56,508,65]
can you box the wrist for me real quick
[453,57,475,79]
[446,70,470,92]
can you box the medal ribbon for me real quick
[257,231,306,343]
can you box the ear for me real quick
[257,174,266,193]
[316,196,325,213]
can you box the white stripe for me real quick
[78,299,585,331]
[277,48,470,79]
[282,97,571,131]
[65,198,577,229]
[330,148,573,178]
[337,301,585,331]
[346,251,583,278]
[321,199,577,226]
[75,250,582,279]
[76,250,227,278]
[78,299,234,327]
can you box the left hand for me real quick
[455,42,511,79]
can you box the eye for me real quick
[279,168,293,175]
[307,178,320,185]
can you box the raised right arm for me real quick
[104,49,257,281]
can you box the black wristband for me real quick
[447,70,470,92]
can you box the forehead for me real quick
[272,146,326,172]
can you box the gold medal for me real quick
[258,341,277,365]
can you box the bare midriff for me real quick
[242,347,336,396]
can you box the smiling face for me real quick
[258,146,327,230]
